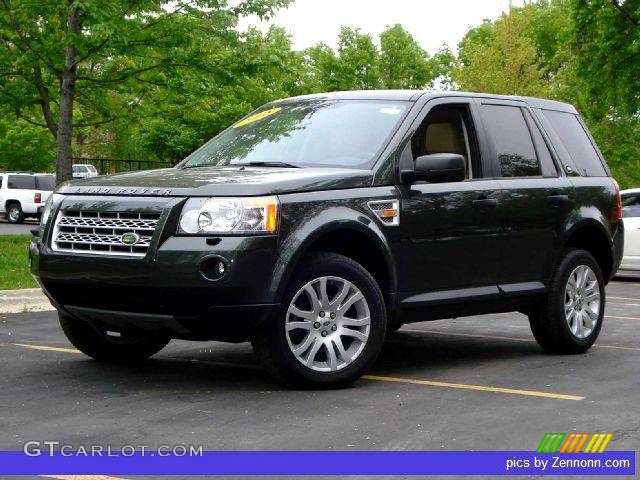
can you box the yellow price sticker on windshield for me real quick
[233,107,281,128]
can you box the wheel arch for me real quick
[4,199,21,210]
[273,219,397,305]
[560,219,614,282]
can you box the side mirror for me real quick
[401,153,466,184]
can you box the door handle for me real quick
[472,198,498,207]
[546,194,570,205]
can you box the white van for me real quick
[0,172,55,223]
[72,164,98,179]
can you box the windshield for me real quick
[179,100,409,169]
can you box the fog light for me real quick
[199,256,228,281]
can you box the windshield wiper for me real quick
[178,161,301,169]
[238,161,301,168]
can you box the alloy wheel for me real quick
[564,265,601,339]
[285,276,371,372]
[8,207,20,222]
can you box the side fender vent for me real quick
[367,199,400,226]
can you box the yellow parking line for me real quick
[14,343,82,354]
[362,375,583,401]
[10,342,582,400]
[401,328,640,352]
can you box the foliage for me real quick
[0,235,36,290]
[0,0,639,188]
[453,0,640,188]
[0,0,291,182]
[0,115,55,172]
[379,25,432,89]
[454,7,548,96]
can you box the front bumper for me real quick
[30,195,283,341]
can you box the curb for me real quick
[0,288,54,314]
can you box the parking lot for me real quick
[0,216,38,235]
[1,280,640,478]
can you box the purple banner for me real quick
[0,451,635,476]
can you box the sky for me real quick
[238,0,526,55]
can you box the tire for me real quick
[58,311,170,362]
[387,323,402,333]
[6,202,24,224]
[252,252,386,388]
[529,248,605,354]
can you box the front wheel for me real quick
[252,252,386,388]
[529,248,605,354]
[58,311,170,362]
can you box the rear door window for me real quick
[480,104,541,177]
[7,175,36,189]
[541,110,606,176]
[523,109,557,177]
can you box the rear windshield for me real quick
[36,175,55,191]
[541,110,607,176]
[7,175,36,189]
[179,100,409,169]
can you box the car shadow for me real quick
[375,329,543,375]
[33,328,546,393]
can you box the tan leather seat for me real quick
[424,119,469,178]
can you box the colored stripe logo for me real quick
[537,433,613,453]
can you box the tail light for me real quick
[612,178,622,221]
[34,193,41,204]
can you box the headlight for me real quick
[40,193,61,227]
[178,196,279,235]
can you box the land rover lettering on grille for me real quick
[67,186,173,195]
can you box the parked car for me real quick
[0,172,55,224]
[30,91,623,388]
[72,164,98,179]
[619,188,640,272]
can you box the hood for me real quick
[57,166,373,197]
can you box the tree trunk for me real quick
[55,2,80,185]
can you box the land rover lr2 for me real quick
[30,91,624,388]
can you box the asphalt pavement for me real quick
[0,216,38,235]
[2,280,640,479]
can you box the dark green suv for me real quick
[30,91,624,388]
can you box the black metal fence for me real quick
[72,157,175,175]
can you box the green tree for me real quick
[0,112,55,172]
[135,25,305,163]
[305,27,379,92]
[379,24,432,89]
[571,0,640,118]
[454,7,548,96]
[0,0,290,183]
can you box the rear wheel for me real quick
[6,202,24,224]
[58,311,170,362]
[252,252,386,388]
[529,249,604,354]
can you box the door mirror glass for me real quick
[402,153,466,184]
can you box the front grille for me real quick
[51,210,160,257]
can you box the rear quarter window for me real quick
[36,175,55,191]
[7,175,36,189]
[541,110,607,176]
